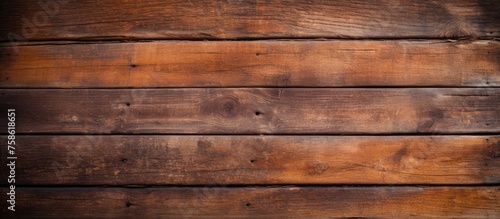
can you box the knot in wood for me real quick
[217,96,240,118]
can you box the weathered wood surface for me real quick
[1,88,498,134]
[1,187,499,218]
[1,40,499,88]
[1,0,499,41]
[1,136,498,185]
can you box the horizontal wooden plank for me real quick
[1,41,499,88]
[1,136,498,185]
[1,187,499,218]
[0,88,499,134]
[1,0,499,41]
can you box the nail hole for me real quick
[255,53,260,56]
[486,138,489,142]
[122,158,128,163]
[130,64,137,68]
[250,159,256,163]
[486,81,490,85]
[126,203,131,208]
[126,103,131,106]
[246,203,251,207]
[5,77,8,80]
[255,111,262,116]
[486,123,490,126]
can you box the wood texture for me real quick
[1,0,499,41]
[1,135,498,185]
[1,88,498,134]
[1,1,499,218]
[2,187,499,218]
[1,40,499,88]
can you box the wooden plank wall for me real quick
[1,0,499,218]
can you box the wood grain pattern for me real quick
[1,135,498,185]
[2,187,499,218]
[1,1,498,218]
[1,0,499,41]
[1,40,499,88]
[1,88,498,134]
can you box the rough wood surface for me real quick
[1,0,499,41]
[1,40,499,88]
[1,135,498,185]
[1,88,498,134]
[1,1,499,218]
[1,187,499,218]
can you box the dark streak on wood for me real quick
[0,88,498,134]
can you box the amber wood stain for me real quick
[1,41,499,88]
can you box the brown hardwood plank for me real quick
[1,187,499,218]
[1,0,499,41]
[1,135,498,185]
[0,88,498,134]
[1,40,499,88]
